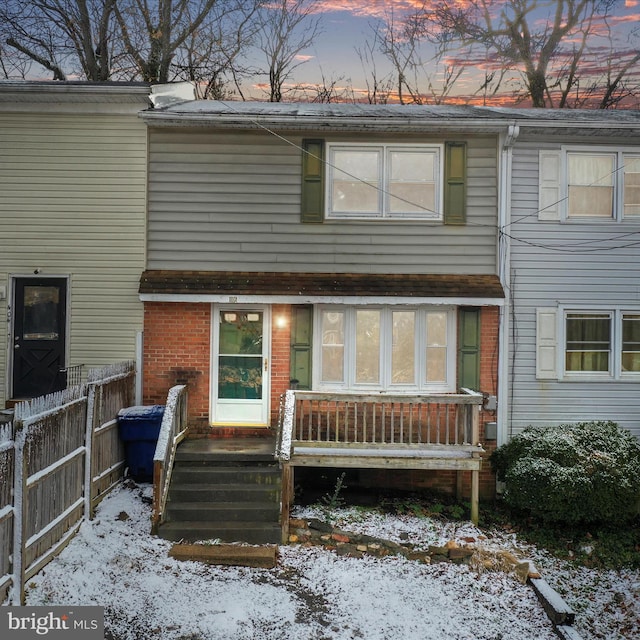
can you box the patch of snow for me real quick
[22,485,639,640]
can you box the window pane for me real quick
[392,311,415,384]
[219,311,263,355]
[356,309,380,383]
[321,311,344,382]
[426,312,447,383]
[623,157,640,216]
[218,356,262,399]
[23,286,60,340]
[567,154,615,218]
[565,313,610,372]
[332,150,380,214]
[389,151,436,215]
[622,314,640,372]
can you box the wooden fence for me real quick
[0,361,135,605]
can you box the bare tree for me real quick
[170,0,261,99]
[299,69,352,103]
[355,37,394,104]
[364,3,466,104]
[432,0,628,108]
[1,0,117,81]
[113,0,230,83]
[256,0,322,102]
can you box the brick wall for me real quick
[142,301,501,499]
[143,302,211,432]
[270,304,292,425]
[143,302,292,436]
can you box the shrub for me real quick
[491,421,640,525]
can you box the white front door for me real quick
[211,305,270,426]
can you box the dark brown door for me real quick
[12,278,67,398]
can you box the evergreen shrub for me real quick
[491,421,640,525]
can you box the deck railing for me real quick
[152,385,188,533]
[277,389,483,461]
[276,389,484,535]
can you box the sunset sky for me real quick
[247,0,640,104]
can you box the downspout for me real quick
[497,124,519,448]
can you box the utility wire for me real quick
[219,100,640,253]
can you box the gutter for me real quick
[497,123,520,447]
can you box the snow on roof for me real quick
[141,99,640,134]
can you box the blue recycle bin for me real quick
[118,405,165,482]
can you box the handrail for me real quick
[151,385,188,532]
[277,390,296,461]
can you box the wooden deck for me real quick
[152,386,485,546]
[276,390,485,537]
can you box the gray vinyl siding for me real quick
[0,110,147,406]
[508,137,640,440]
[147,130,499,274]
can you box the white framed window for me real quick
[564,312,612,374]
[536,306,640,380]
[567,153,615,219]
[315,305,456,392]
[327,143,442,220]
[540,147,640,221]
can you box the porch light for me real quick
[275,315,288,329]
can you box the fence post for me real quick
[84,383,97,521]
[11,421,26,605]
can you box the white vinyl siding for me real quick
[0,108,147,406]
[509,139,640,441]
[146,130,499,274]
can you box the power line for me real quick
[219,100,640,253]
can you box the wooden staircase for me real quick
[156,437,282,545]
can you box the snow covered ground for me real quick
[23,483,639,640]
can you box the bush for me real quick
[491,421,640,525]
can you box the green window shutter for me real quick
[444,141,467,225]
[301,139,325,223]
[458,307,480,391]
[290,305,313,389]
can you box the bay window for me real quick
[317,306,455,392]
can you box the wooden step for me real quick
[169,543,278,568]
[158,521,282,545]
[157,438,283,546]
[170,465,281,485]
[165,501,280,523]
[167,482,280,503]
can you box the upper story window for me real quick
[327,144,442,220]
[316,305,456,392]
[565,150,640,221]
[539,148,640,222]
[567,153,615,218]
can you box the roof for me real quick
[140,99,640,136]
[139,270,504,301]
[0,80,151,114]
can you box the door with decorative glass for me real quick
[211,306,270,426]
[12,277,67,399]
